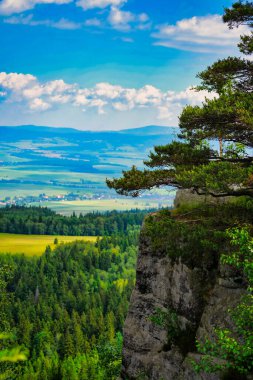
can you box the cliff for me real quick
[120,205,252,380]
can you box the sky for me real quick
[0,0,249,130]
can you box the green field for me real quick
[0,233,97,256]
[0,166,107,185]
[29,198,173,215]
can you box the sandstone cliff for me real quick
[120,207,252,380]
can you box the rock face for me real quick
[174,189,230,209]
[120,218,250,380]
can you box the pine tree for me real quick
[107,1,253,199]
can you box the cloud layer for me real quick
[2,0,149,31]
[0,0,128,15]
[77,0,126,10]
[0,71,215,122]
[153,15,249,53]
[4,14,83,29]
[0,0,73,15]
[2,7,248,53]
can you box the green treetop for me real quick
[223,1,253,55]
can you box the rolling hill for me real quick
[0,124,177,198]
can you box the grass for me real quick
[0,233,97,256]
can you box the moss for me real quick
[136,371,149,380]
[142,200,253,269]
[149,307,197,355]
[143,211,222,269]
[149,307,180,341]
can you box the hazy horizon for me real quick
[0,123,177,132]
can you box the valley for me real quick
[0,125,177,213]
[0,206,143,379]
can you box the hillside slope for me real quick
[0,125,177,193]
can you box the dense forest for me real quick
[0,206,152,236]
[0,208,142,379]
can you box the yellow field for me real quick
[0,233,97,256]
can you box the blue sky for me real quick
[0,0,248,130]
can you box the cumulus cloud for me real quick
[0,72,36,89]
[0,71,216,121]
[108,6,150,31]
[108,6,134,30]
[0,0,73,15]
[153,14,249,53]
[29,98,51,111]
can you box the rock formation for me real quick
[120,205,252,380]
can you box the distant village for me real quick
[0,190,169,207]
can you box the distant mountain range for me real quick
[117,125,176,136]
[0,124,177,140]
[0,125,177,192]
[0,125,178,170]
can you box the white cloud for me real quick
[22,79,75,99]
[77,0,125,10]
[0,71,215,122]
[134,85,162,106]
[108,6,134,30]
[84,18,101,27]
[108,6,149,31]
[157,87,216,120]
[2,0,150,32]
[29,98,51,111]
[3,8,148,32]
[0,72,36,90]
[0,0,72,15]
[4,14,81,29]
[94,82,123,99]
[157,106,173,120]
[112,102,129,111]
[153,14,249,53]
[52,18,81,29]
